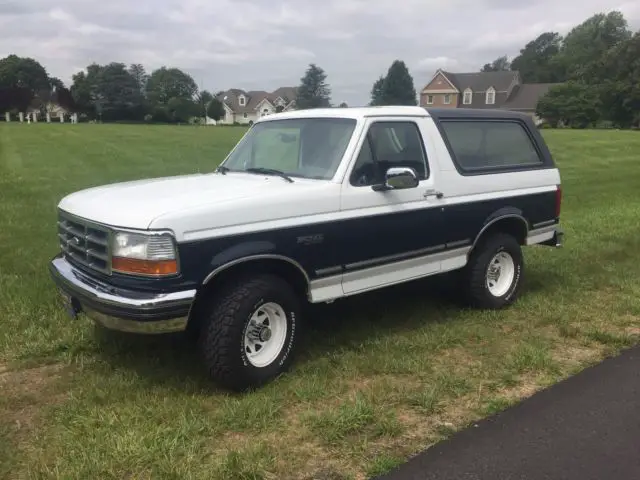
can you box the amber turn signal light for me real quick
[112,257,178,276]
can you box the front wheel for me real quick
[198,274,301,391]
[461,233,524,309]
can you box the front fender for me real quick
[209,240,277,270]
[199,240,310,286]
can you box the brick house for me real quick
[216,87,297,125]
[420,69,561,123]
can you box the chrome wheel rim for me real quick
[486,251,516,297]
[243,302,288,368]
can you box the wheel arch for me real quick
[471,211,529,253]
[187,255,310,331]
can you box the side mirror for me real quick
[372,167,419,191]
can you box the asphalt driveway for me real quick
[376,346,640,480]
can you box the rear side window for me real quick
[440,120,543,173]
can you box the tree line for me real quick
[1,9,637,127]
[480,11,639,128]
[0,49,414,122]
[0,57,228,123]
[296,59,419,109]
[0,56,341,123]
[362,10,639,128]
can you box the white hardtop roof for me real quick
[257,105,428,122]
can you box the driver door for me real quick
[338,118,445,295]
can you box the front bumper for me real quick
[49,254,196,334]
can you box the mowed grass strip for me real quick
[1,124,639,479]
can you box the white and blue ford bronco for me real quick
[50,106,563,391]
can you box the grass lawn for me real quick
[1,123,640,479]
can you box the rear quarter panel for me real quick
[421,112,561,245]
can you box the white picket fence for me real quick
[3,112,79,123]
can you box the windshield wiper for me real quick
[245,167,294,183]
[216,165,229,175]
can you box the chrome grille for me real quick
[58,211,111,274]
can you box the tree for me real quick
[481,55,511,72]
[557,11,632,81]
[99,63,145,120]
[0,55,49,110]
[146,67,198,106]
[49,77,64,91]
[166,96,199,123]
[54,86,76,113]
[339,102,348,108]
[295,63,331,109]
[369,76,385,106]
[198,90,213,106]
[0,55,49,93]
[32,77,65,114]
[591,32,640,127]
[0,86,32,113]
[510,32,564,83]
[380,60,417,106]
[197,89,213,117]
[70,63,145,121]
[70,70,92,114]
[536,82,600,128]
[128,64,148,95]
[207,98,225,121]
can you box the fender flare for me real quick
[202,241,310,287]
[472,208,529,250]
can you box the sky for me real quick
[1,0,639,106]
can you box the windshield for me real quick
[220,117,357,180]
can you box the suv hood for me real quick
[58,172,324,229]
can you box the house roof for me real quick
[270,87,297,103]
[421,70,520,109]
[443,70,519,93]
[503,83,561,111]
[217,87,298,114]
[461,91,513,110]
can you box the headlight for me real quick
[111,231,178,276]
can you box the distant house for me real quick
[502,83,561,120]
[46,102,69,119]
[420,69,561,124]
[216,87,298,125]
[24,99,68,119]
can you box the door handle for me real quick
[423,189,444,199]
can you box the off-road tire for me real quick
[198,274,301,391]
[461,233,524,309]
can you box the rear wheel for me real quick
[461,233,524,309]
[198,274,301,391]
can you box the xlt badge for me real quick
[296,234,324,245]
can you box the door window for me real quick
[350,121,429,187]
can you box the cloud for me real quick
[1,0,638,106]
[416,57,459,72]
[0,1,35,15]
[49,8,73,22]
